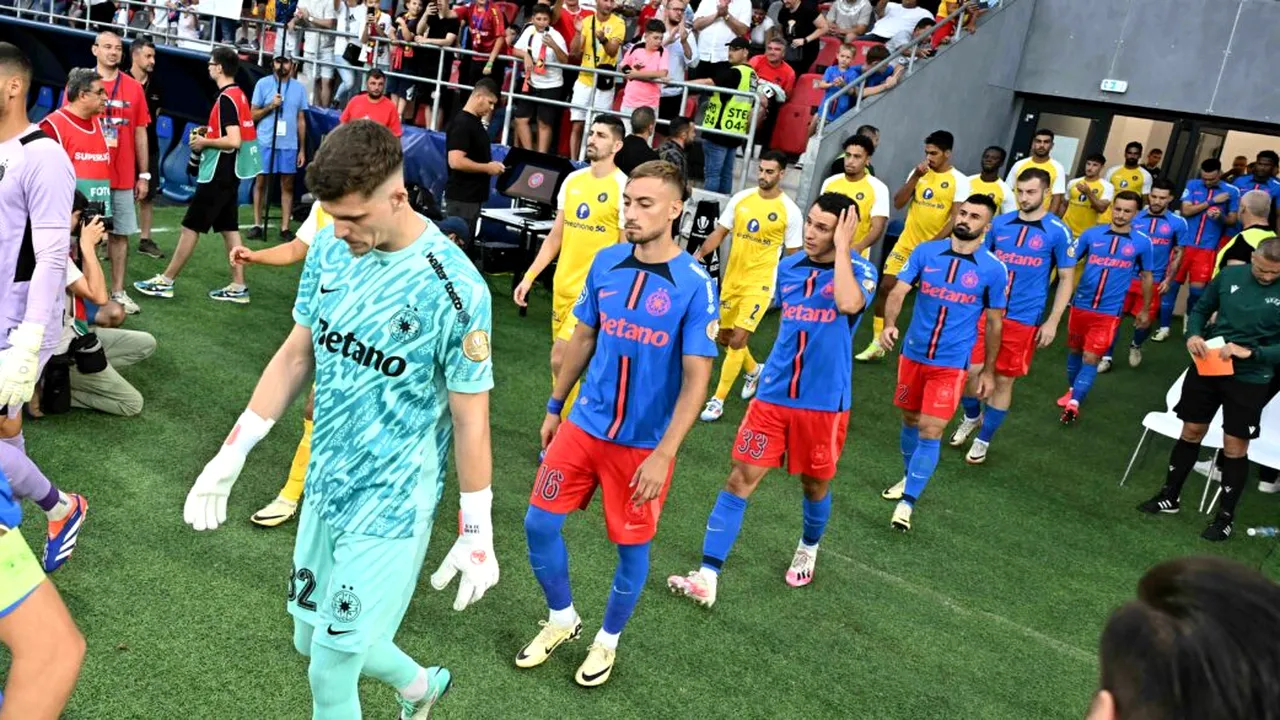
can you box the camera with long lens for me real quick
[187,125,209,176]
[82,200,113,233]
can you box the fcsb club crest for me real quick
[1121,243,1136,257]
[576,203,590,219]
[747,219,760,233]
[820,282,835,298]
[1158,223,1169,235]
[645,288,672,316]
[961,271,980,289]
[1029,236,1044,250]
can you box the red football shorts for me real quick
[894,355,967,419]
[530,420,674,544]
[1067,307,1121,356]
[732,399,850,481]
[1174,247,1214,285]
[971,317,1038,377]
[1122,279,1160,319]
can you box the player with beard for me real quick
[877,195,1008,532]
[692,150,802,422]
[517,160,716,687]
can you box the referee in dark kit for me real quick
[1138,236,1280,542]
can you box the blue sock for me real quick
[1133,326,1151,346]
[960,395,982,421]
[902,438,941,506]
[900,423,920,476]
[1072,362,1098,405]
[1067,353,1083,387]
[1159,282,1179,328]
[524,506,573,611]
[976,406,1007,443]
[1187,286,1204,315]
[801,490,831,546]
[701,491,747,572]
[602,542,651,634]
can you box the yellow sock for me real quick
[872,316,885,344]
[279,418,312,503]
[742,349,758,375]
[715,347,747,401]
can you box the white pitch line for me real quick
[827,548,1095,664]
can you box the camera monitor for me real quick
[496,148,579,209]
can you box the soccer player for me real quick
[1101,177,1187,370]
[1058,191,1153,424]
[878,195,1008,531]
[1005,128,1067,214]
[950,169,1075,464]
[183,121,498,719]
[820,134,891,257]
[1062,153,1113,239]
[967,146,1016,215]
[517,160,715,687]
[1099,142,1153,223]
[667,193,876,606]
[692,150,802,421]
[514,114,626,410]
[0,470,86,720]
[0,43,86,574]
[1165,158,1240,335]
[1230,150,1280,234]
[857,130,971,362]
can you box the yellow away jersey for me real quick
[553,166,627,302]
[967,175,1016,214]
[297,203,332,247]
[1099,164,1154,222]
[1062,176,1114,238]
[717,188,804,296]
[577,13,626,85]
[820,172,891,253]
[900,167,970,245]
[1005,156,1066,209]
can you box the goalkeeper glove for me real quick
[430,486,499,611]
[184,410,274,531]
[0,322,44,408]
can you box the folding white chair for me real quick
[1242,394,1280,494]
[1120,370,1186,486]
[1196,410,1225,514]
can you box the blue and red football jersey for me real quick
[1072,226,1154,316]
[757,251,878,412]
[570,244,720,448]
[984,211,1075,326]
[1181,179,1240,250]
[899,240,1009,370]
[1133,209,1188,282]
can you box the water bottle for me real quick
[1246,526,1279,537]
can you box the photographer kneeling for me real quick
[42,192,156,417]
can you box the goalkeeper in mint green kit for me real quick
[182,120,499,720]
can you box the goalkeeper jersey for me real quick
[293,217,494,539]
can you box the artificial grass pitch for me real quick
[11,206,1280,719]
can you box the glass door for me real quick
[1008,108,1104,177]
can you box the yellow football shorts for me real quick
[882,236,922,277]
[720,292,772,333]
[551,297,580,343]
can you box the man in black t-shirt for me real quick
[776,0,828,77]
[445,78,506,237]
[615,107,660,175]
[416,1,460,129]
[129,37,164,259]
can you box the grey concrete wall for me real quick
[1017,0,1280,122]
[799,0,1035,232]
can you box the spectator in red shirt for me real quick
[551,0,593,61]
[446,0,508,90]
[339,70,405,137]
[748,37,795,147]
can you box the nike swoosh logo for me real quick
[624,522,647,531]
[320,286,339,294]
[781,285,797,293]
[580,667,610,682]
[599,290,619,298]
[327,625,354,636]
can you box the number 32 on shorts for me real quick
[289,565,318,611]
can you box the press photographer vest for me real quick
[701,65,755,139]
[198,85,261,183]
[41,109,112,219]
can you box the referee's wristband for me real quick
[546,397,565,416]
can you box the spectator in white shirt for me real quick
[658,0,698,140]
[691,0,750,80]
[512,3,569,153]
[826,0,872,42]
[748,1,775,46]
[289,0,338,108]
[866,0,934,41]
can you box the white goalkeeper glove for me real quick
[430,487,499,611]
[184,410,274,531]
[0,322,44,408]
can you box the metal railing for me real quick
[1,0,766,191]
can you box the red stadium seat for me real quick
[769,102,813,156]
[810,36,841,73]
[494,1,518,24]
[789,73,826,109]
[414,104,428,128]
[612,88,625,112]
[850,39,879,65]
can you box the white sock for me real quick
[45,491,71,521]
[229,283,247,292]
[398,667,429,703]
[593,629,620,650]
[800,540,819,553]
[160,274,174,284]
[549,604,577,628]
[697,567,718,582]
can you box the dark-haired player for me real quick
[518,160,716,687]
[668,192,877,606]
[878,195,1008,531]
[820,134,891,257]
